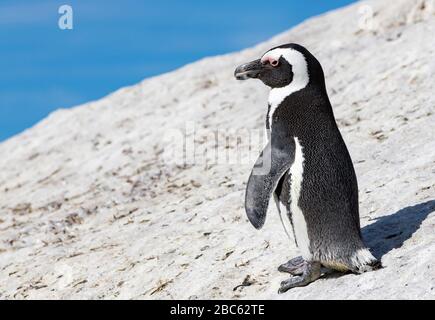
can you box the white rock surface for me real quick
[0,0,434,299]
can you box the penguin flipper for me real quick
[245,141,295,229]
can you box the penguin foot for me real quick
[278,261,321,294]
[278,256,305,275]
[356,259,383,273]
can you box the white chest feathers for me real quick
[289,137,311,259]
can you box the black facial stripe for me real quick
[259,57,294,89]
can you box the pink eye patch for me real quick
[261,55,279,66]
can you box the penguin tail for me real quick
[351,248,381,273]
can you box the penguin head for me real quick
[235,43,325,91]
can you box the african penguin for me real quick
[234,43,380,293]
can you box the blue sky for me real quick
[0,0,356,141]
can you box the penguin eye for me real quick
[270,60,279,67]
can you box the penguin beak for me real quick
[234,59,262,80]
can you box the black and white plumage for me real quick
[235,43,380,293]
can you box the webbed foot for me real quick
[278,256,305,275]
[278,261,321,294]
